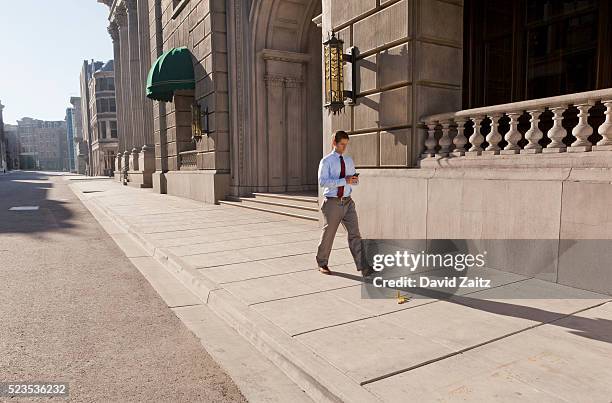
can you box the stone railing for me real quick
[420,89,612,165]
[178,150,198,170]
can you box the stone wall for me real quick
[351,167,612,295]
[322,0,463,167]
[149,0,230,199]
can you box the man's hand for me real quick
[345,175,359,185]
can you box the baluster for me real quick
[594,100,612,151]
[437,120,452,157]
[451,118,467,156]
[521,109,543,153]
[483,113,502,154]
[466,115,484,155]
[500,112,521,154]
[422,121,438,158]
[569,102,594,152]
[543,106,567,153]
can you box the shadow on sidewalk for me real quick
[330,270,612,345]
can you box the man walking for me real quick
[316,131,373,277]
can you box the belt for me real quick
[326,196,351,202]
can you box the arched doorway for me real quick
[230,0,323,195]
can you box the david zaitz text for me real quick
[370,250,492,290]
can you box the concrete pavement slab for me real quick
[183,240,349,269]
[200,253,356,284]
[166,229,328,257]
[470,302,612,402]
[296,316,455,384]
[450,278,611,318]
[365,353,565,402]
[325,285,437,315]
[382,300,537,350]
[223,266,360,305]
[253,291,373,335]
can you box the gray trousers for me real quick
[316,197,365,271]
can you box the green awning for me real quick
[146,47,195,102]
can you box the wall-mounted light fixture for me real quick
[323,32,356,114]
[191,101,203,141]
[192,102,211,141]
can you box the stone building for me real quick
[65,108,77,173]
[0,101,6,173]
[69,97,88,174]
[98,0,612,294]
[79,60,119,176]
[16,118,67,171]
[4,124,19,170]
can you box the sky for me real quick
[0,1,113,124]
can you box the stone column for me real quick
[264,75,285,191]
[285,77,304,190]
[137,0,154,153]
[150,0,168,177]
[108,21,126,155]
[126,0,144,161]
[115,4,133,153]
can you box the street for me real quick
[0,171,245,402]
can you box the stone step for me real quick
[252,192,319,207]
[236,195,318,212]
[219,199,319,222]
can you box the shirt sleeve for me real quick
[318,158,347,189]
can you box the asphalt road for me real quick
[0,171,246,402]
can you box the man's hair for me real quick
[333,130,350,143]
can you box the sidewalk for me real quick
[69,179,612,403]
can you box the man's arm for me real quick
[318,158,347,188]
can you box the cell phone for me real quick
[353,172,360,176]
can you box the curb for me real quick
[70,184,380,403]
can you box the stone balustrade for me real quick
[421,89,612,164]
[178,150,198,171]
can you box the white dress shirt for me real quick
[318,150,357,198]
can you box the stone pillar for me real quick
[285,77,304,190]
[138,144,155,176]
[122,150,130,184]
[150,0,167,176]
[137,0,154,152]
[126,0,145,156]
[115,153,122,180]
[115,4,133,153]
[108,21,126,155]
[130,147,139,171]
[264,75,284,191]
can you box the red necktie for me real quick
[337,155,345,198]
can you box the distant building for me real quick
[5,124,19,170]
[80,59,118,176]
[69,96,87,174]
[65,108,76,172]
[16,118,67,171]
[0,100,6,173]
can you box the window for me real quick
[110,121,118,138]
[463,0,611,108]
[96,98,115,113]
[99,121,107,139]
[172,0,189,18]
